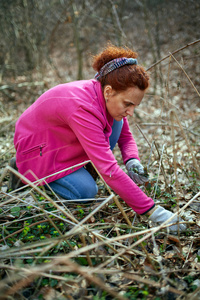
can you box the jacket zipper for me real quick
[22,143,46,156]
[40,145,43,156]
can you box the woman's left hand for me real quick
[126,159,149,184]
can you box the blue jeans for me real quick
[47,119,123,200]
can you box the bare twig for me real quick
[169,52,200,97]
[146,39,200,71]
[170,110,200,177]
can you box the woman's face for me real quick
[103,85,145,121]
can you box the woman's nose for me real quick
[126,106,135,116]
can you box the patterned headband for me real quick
[94,57,138,81]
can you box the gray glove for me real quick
[149,205,187,233]
[126,159,149,184]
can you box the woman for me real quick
[13,45,186,233]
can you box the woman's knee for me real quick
[82,181,98,198]
[49,169,98,199]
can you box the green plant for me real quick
[123,285,150,299]
[77,205,85,218]
[10,207,21,217]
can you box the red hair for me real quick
[92,44,149,91]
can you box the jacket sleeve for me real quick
[117,117,140,164]
[68,107,154,215]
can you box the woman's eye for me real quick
[125,102,134,107]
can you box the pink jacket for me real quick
[14,79,154,214]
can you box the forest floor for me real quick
[0,39,200,300]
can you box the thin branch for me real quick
[169,52,200,97]
[146,39,200,71]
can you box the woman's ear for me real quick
[103,85,113,100]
